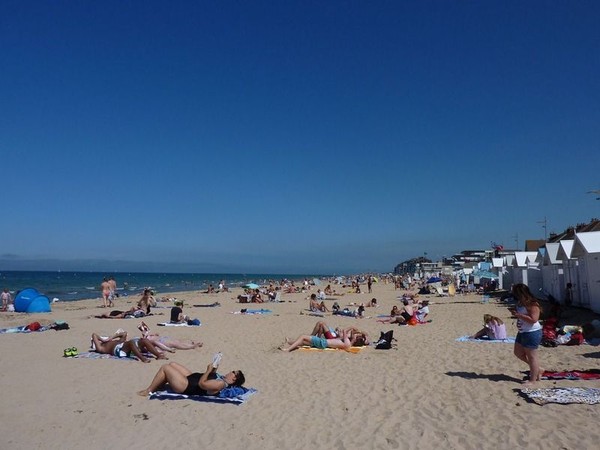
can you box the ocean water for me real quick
[0,271,325,302]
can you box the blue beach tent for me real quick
[14,288,52,313]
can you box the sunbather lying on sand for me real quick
[94,306,146,319]
[279,328,352,352]
[138,321,203,352]
[377,305,401,323]
[90,330,167,363]
[137,356,245,397]
[310,321,370,346]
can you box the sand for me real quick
[1,282,599,450]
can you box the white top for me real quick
[516,305,542,333]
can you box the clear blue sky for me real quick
[1,1,599,274]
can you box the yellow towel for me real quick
[298,346,364,353]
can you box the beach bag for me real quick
[566,332,584,346]
[375,330,394,349]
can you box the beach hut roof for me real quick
[542,242,562,265]
[513,252,538,267]
[534,247,546,264]
[556,239,574,260]
[571,231,600,258]
[504,254,515,266]
[491,258,504,268]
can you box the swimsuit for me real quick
[113,343,129,358]
[324,328,337,339]
[182,372,220,396]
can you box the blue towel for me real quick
[149,387,257,404]
[218,386,249,398]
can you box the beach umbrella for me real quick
[244,283,260,289]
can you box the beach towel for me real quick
[540,370,600,381]
[0,325,36,334]
[149,387,257,404]
[298,345,364,353]
[157,321,201,327]
[456,335,516,343]
[520,387,600,405]
[193,302,221,307]
[74,351,138,361]
[301,310,325,317]
[231,309,272,315]
[0,321,68,334]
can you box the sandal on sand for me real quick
[64,347,78,357]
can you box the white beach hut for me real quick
[557,239,579,305]
[492,258,505,289]
[570,231,600,312]
[511,252,542,292]
[539,243,564,302]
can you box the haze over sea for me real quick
[0,270,326,302]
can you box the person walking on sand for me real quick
[1,288,12,311]
[108,276,117,304]
[509,283,543,384]
[101,277,112,308]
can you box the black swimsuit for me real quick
[182,372,218,396]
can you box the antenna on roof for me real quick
[537,216,548,241]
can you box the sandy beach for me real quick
[1,281,599,450]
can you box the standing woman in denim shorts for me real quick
[509,284,543,384]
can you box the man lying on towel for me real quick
[279,328,353,352]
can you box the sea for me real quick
[0,271,326,302]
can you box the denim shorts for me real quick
[516,329,542,349]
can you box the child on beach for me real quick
[1,288,12,311]
[469,314,506,340]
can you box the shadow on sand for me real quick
[445,371,522,383]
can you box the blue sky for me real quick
[1,1,599,274]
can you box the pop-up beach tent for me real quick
[14,288,52,313]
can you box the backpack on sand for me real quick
[375,330,395,349]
